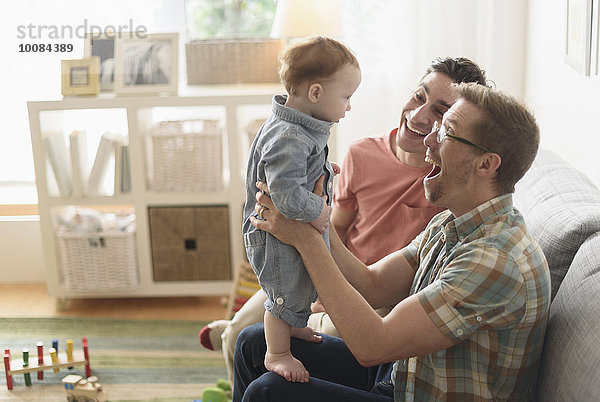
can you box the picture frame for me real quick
[84,33,116,91]
[61,57,101,96]
[114,32,179,95]
[565,0,593,75]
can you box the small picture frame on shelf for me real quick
[114,32,179,96]
[61,57,101,96]
[84,33,115,92]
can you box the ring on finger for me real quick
[258,207,265,219]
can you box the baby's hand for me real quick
[310,197,331,234]
[330,161,341,176]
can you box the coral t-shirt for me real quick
[334,129,445,265]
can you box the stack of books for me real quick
[43,131,131,197]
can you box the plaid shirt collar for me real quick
[440,193,514,249]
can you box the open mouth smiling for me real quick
[425,155,441,179]
[405,114,428,137]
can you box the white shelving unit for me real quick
[28,85,284,299]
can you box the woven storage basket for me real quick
[152,120,223,192]
[186,38,282,85]
[148,205,231,282]
[57,229,138,291]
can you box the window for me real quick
[185,0,277,39]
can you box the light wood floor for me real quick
[0,283,227,322]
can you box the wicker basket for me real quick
[186,38,282,85]
[148,206,231,282]
[57,228,138,291]
[151,120,223,192]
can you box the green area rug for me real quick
[0,317,227,401]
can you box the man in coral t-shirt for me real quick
[333,128,444,266]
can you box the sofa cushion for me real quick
[534,232,600,401]
[513,149,600,300]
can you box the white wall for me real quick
[525,0,600,187]
[0,218,45,282]
[335,0,600,186]
[335,0,529,163]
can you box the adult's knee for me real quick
[242,372,289,402]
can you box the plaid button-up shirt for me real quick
[395,194,550,401]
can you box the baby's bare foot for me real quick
[264,351,309,382]
[291,325,322,343]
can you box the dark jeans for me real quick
[233,323,394,402]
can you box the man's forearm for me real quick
[331,206,356,245]
[325,227,382,306]
[334,224,348,244]
[295,236,390,362]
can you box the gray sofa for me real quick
[512,149,600,401]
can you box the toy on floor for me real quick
[201,378,232,402]
[3,337,91,390]
[62,374,108,402]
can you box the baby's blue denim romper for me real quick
[242,94,335,328]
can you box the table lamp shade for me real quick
[270,0,342,39]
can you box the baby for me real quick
[242,36,361,382]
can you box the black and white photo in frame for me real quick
[84,33,116,91]
[114,32,178,95]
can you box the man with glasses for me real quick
[233,83,550,401]
[432,120,491,152]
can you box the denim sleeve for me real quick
[261,135,323,222]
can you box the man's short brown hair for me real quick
[455,82,540,193]
[279,36,359,96]
[425,57,488,87]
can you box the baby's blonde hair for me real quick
[279,36,359,96]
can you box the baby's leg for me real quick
[263,310,309,383]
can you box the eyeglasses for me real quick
[432,121,491,153]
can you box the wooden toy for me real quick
[36,342,44,380]
[22,349,31,386]
[62,374,108,402]
[49,348,59,372]
[66,339,74,370]
[3,337,91,390]
[3,349,12,389]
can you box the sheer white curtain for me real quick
[335,0,527,161]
